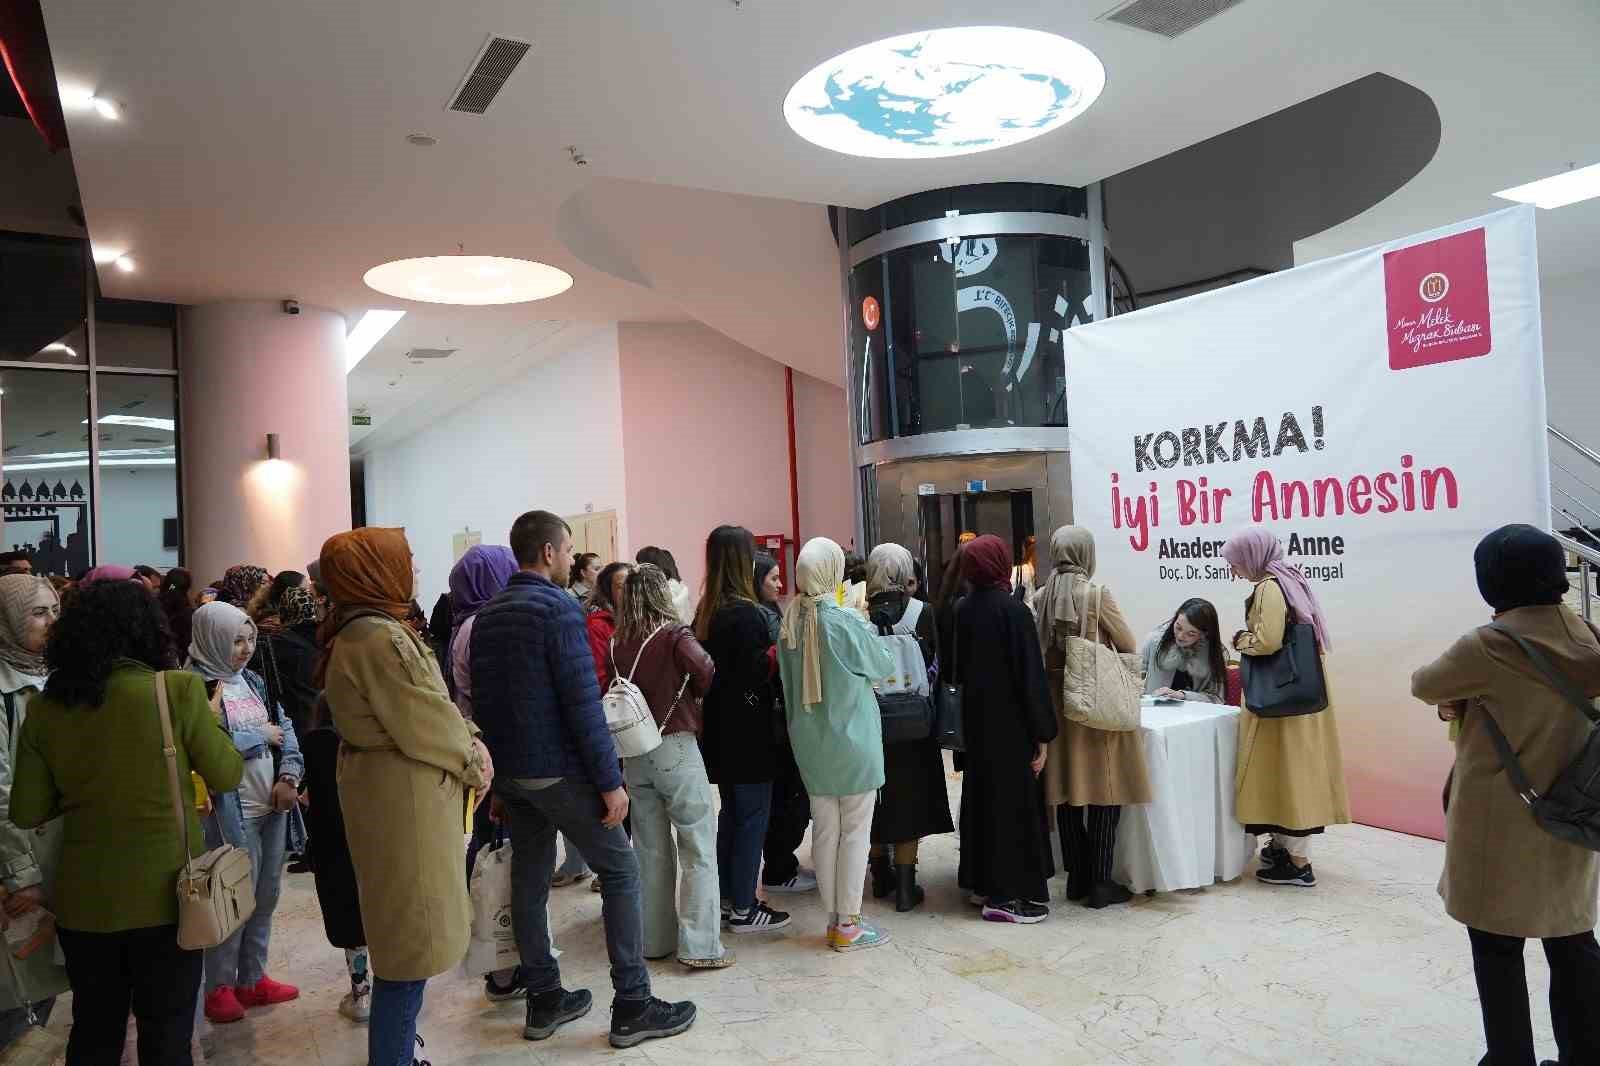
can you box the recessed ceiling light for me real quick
[114,255,136,273]
[58,84,121,120]
[42,343,78,359]
[406,133,438,147]
[92,97,120,121]
[363,256,573,306]
[783,26,1105,159]
[91,245,125,265]
[1494,162,1600,210]
[345,309,407,371]
[80,415,175,431]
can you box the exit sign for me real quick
[966,479,987,493]
[351,414,372,427]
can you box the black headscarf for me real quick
[1474,524,1569,613]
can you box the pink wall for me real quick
[181,302,353,583]
[618,323,852,600]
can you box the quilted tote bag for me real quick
[1059,585,1143,733]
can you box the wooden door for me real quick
[565,510,619,563]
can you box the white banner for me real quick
[1066,206,1547,839]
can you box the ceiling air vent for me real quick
[406,348,458,361]
[1099,0,1245,38]
[446,35,532,115]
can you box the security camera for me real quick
[282,299,301,315]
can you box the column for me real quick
[180,301,351,583]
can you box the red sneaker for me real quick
[236,976,300,1008]
[204,986,246,1024]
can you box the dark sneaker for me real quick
[1085,881,1134,910]
[1257,859,1316,887]
[980,898,1049,924]
[484,968,526,1003]
[524,987,593,1041]
[1260,841,1289,868]
[609,996,697,1048]
[728,901,791,934]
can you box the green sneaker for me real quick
[828,916,890,952]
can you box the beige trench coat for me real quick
[1233,578,1350,832]
[324,615,487,981]
[1041,583,1153,808]
[1412,605,1600,938]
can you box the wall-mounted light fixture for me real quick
[266,433,281,460]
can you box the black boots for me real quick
[894,863,925,912]
[870,853,894,899]
[1085,881,1133,910]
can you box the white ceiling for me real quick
[35,0,1600,437]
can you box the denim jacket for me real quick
[189,667,307,853]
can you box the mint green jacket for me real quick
[778,603,895,796]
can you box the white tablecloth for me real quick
[1112,699,1255,894]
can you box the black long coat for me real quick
[868,592,955,845]
[700,601,780,785]
[302,727,366,949]
[954,585,1058,902]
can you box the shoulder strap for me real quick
[1473,701,1542,805]
[1486,622,1600,725]
[2,691,15,736]
[1084,584,1103,646]
[619,626,665,683]
[154,672,196,874]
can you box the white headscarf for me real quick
[0,574,57,679]
[188,601,256,682]
[865,544,915,599]
[779,537,845,710]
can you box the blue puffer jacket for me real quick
[471,572,621,791]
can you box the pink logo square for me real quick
[1383,228,1492,370]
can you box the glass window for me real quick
[0,232,87,364]
[0,368,94,577]
[95,297,177,369]
[847,257,890,443]
[94,374,180,568]
[884,240,959,434]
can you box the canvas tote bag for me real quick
[1060,585,1143,733]
[155,673,257,950]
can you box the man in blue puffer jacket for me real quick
[472,510,696,1051]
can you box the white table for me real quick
[1112,698,1254,894]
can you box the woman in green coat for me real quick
[777,538,894,953]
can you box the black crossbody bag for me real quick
[1468,622,1600,852]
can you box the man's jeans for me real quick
[625,734,724,961]
[369,977,426,1066]
[205,811,287,991]
[716,782,772,912]
[496,778,650,1004]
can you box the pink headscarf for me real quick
[80,564,139,586]
[1221,527,1332,652]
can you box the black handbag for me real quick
[877,691,934,745]
[1471,622,1600,852]
[1240,602,1328,718]
[933,599,966,751]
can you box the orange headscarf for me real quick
[957,531,977,545]
[315,528,415,681]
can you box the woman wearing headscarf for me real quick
[318,528,490,1066]
[1036,526,1152,910]
[0,575,68,1049]
[1222,526,1349,888]
[755,553,816,897]
[863,543,953,913]
[219,564,269,609]
[78,564,138,587]
[186,601,306,1024]
[777,538,896,951]
[954,534,1056,924]
[1412,525,1600,1066]
[252,577,322,742]
[446,545,539,1001]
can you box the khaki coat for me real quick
[1412,605,1600,938]
[1041,583,1152,807]
[1233,579,1350,832]
[324,614,487,981]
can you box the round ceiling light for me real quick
[363,255,573,306]
[783,26,1105,159]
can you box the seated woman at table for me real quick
[1035,526,1152,910]
[1139,598,1226,703]
[1222,527,1349,889]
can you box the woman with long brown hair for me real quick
[695,526,790,934]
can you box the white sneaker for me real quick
[763,869,818,894]
[339,982,371,1024]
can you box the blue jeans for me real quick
[369,977,426,1066]
[496,778,650,1005]
[716,782,773,912]
[205,810,287,991]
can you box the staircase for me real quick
[1548,425,1600,621]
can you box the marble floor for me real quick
[138,799,1541,1066]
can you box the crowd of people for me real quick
[0,514,1596,1066]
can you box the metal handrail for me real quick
[1554,531,1600,621]
[1553,486,1600,533]
[1551,458,1600,515]
[1549,425,1600,470]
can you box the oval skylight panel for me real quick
[363,255,573,305]
[783,26,1106,159]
